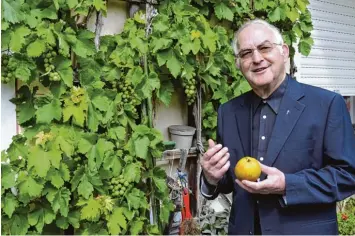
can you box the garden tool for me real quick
[180,187,200,235]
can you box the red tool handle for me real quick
[182,187,192,220]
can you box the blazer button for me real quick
[249,231,253,235]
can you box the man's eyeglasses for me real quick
[236,42,282,60]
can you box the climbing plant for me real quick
[1,0,312,234]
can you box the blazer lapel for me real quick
[261,78,305,179]
[235,93,252,156]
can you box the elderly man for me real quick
[200,19,355,235]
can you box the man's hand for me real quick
[201,139,230,186]
[235,163,286,195]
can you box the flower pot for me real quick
[168,125,196,149]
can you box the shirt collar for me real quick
[251,75,289,114]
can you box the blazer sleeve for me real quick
[200,104,234,200]
[284,94,355,206]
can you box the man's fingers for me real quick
[242,180,261,190]
[215,153,230,169]
[260,162,277,175]
[209,147,229,165]
[236,179,255,193]
[203,144,223,161]
[208,139,215,148]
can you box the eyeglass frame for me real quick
[235,41,283,60]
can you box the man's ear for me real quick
[235,57,241,69]
[281,44,289,62]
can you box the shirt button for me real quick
[263,115,267,119]
[260,157,264,161]
[261,136,265,140]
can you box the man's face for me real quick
[236,24,289,89]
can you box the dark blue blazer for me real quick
[207,76,355,235]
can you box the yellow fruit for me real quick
[234,156,261,182]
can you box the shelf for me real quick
[160,147,198,161]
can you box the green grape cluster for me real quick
[1,54,15,84]
[118,80,139,113]
[108,175,133,198]
[182,78,196,105]
[43,46,60,81]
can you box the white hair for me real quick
[232,19,284,56]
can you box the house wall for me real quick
[1,82,17,151]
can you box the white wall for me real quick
[87,0,128,35]
[1,82,17,151]
[154,87,188,141]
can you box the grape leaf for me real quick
[15,66,31,82]
[268,7,281,22]
[296,0,309,12]
[27,39,46,57]
[72,30,96,58]
[28,146,61,177]
[28,206,55,232]
[36,99,62,124]
[202,30,217,53]
[107,207,127,235]
[59,163,71,181]
[123,163,141,183]
[67,0,79,9]
[78,137,94,154]
[286,7,299,22]
[126,188,148,210]
[55,135,74,157]
[53,57,73,87]
[130,220,144,235]
[3,193,19,217]
[63,100,87,127]
[157,80,174,107]
[46,187,71,217]
[103,154,122,176]
[108,126,126,140]
[93,0,106,11]
[214,2,234,21]
[10,214,30,235]
[166,51,181,78]
[55,216,69,229]
[160,200,175,224]
[71,166,85,191]
[2,0,23,24]
[77,175,94,199]
[138,71,160,99]
[87,103,100,132]
[2,165,16,189]
[92,95,110,112]
[80,197,101,221]
[49,170,65,188]
[151,37,172,53]
[18,175,43,197]
[134,136,149,160]
[10,25,31,52]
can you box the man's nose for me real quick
[251,49,263,63]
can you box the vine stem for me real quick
[94,11,103,51]
[143,2,159,227]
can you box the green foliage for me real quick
[1,0,313,234]
[1,1,171,234]
[337,197,355,235]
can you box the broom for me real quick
[180,187,200,235]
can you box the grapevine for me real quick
[1,54,13,84]
[1,0,313,235]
